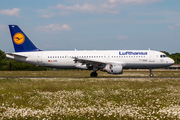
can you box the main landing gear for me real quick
[90,67,98,77]
[90,72,98,77]
[149,68,154,77]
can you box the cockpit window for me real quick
[160,55,167,58]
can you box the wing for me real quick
[73,57,106,68]
[71,57,126,69]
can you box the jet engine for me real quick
[103,64,123,74]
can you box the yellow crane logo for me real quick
[13,33,25,45]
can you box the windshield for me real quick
[160,55,167,58]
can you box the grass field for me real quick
[0,70,180,119]
[0,70,180,77]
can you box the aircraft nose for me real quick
[169,58,174,65]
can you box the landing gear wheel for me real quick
[90,72,98,77]
[150,73,154,77]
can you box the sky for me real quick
[0,0,180,54]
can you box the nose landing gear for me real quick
[149,68,154,77]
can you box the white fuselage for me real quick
[6,50,174,70]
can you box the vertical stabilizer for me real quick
[9,25,41,52]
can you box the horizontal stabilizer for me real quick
[6,53,28,59]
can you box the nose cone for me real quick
[169,58,175,65]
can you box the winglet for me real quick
[9,25,41,52]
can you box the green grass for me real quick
[0,75,180,119]
[0,70,179,77]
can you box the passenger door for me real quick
[149,52,155,62]
[37,53,43,65]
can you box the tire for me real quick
[150,73,154,77]
[90,72,98,77]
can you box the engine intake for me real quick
[104,64,123,74]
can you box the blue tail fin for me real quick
[9,25,41,52]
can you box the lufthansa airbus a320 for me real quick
[6,25,174,77]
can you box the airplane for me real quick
[6,25,174,77]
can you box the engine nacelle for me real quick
[104,64,123,74]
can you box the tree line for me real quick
[0,50,179,71]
